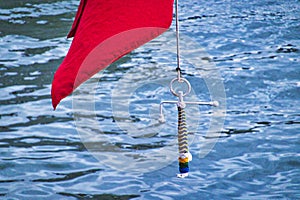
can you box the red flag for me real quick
[51,0,174,109]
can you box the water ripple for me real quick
[0,35,70,67]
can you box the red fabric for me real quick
[51,0,174,109]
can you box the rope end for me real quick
[177,152,192,178]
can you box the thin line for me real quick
[175,0,181,71]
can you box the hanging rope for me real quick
[158,0,218,178]
[177,104,191,178]
[175,0,182,81]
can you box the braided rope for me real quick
[177,106,190,176]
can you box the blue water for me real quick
[0,0,299,199]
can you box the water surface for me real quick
[0,0,299,199]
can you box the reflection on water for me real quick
[0,0,299,199]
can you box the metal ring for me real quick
[169,77,191,97]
